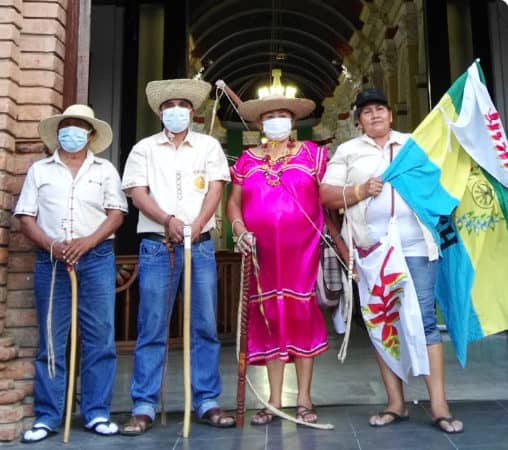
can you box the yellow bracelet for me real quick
[354,184,363,202]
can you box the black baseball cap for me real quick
[354,88,388,109]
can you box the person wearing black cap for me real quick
[320,88,463,434]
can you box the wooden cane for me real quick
[236,253,251,428]
[63,265,78,443]
[182,225,192,438]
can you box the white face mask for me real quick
[262,117,292,141]
[162,106,191,133]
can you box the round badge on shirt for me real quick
[194,176,205,189]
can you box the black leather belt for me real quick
[139,231,211,245]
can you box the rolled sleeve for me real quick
[103,161,128,212]
[122,142,149,192]
[207,139,231,182]
[14,167,38,217]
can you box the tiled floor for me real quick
[10,321,508,449]
[11,400,508,449]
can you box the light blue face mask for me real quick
[58,126,91,153]
[162,106,191,134]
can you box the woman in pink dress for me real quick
[227,95,329,425]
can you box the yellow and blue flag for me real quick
[382,60,508,367]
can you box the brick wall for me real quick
[0,0,67,441]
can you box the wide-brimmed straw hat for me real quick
[238,94,315,122]
[38,104,113,154]
[145,79,212,115]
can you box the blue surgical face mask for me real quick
[262,117,292,141]
[162,106,191,133]
[58,126,91,153]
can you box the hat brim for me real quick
[238,97,315,122]
[146,79,212,115]
[38,114,113,154]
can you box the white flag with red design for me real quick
[451,61,508,187]
[354,220,429,383]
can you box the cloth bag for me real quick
[316,235,343,308]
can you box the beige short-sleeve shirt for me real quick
[323,130,438,259]
[14,150,128,241]
[121,130,231,234]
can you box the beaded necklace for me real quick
[260,137,296,186]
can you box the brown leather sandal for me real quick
[119,414,153,436]
[250,408,274,426]
[296,405,318,424]
[200,407,235,428]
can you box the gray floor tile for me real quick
[14,329,508,449]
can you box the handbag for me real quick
[316,234,343,308]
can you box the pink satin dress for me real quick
[231,140,329,365]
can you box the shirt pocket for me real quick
[78,177,105,209]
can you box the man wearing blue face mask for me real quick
[121,79,233,434]
[15,105,128,443]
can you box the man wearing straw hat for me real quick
[15,105,127,443]
[120,78,233,434]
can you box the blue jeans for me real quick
[130,238,221,420]
[405,257,442,346]
[33,240,117,430]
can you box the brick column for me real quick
[0,0,26,440]
[0,0,67,441]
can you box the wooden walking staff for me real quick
[236,253,252,427]
[182,225,192,438]
[63,264,77,443]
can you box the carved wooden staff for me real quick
[182,225,192,438]
[236,253,251,427]
[63,265,77,443]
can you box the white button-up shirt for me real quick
[122,130,231,234]
[15,150,128,242]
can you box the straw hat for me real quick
[238,94,316,122]
[38,104,113,154]
[145,79,212,115]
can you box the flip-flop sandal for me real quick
[85,420,119,436]
[432,416,464,434]
[250,408,275,426]
[296,405,318,424]
[21,426,57,444]
[200,407,235,428]
[119,415,153,436]
[369,411,410,427]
